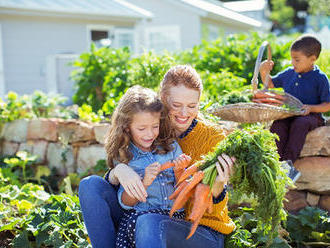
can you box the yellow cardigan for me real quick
[177,119,235,234]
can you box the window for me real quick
[145,26,181,53]
[113,28,135,52]
[87,25,135,52]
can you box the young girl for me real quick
[104,85,186,248]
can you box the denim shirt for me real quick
[118,141,182,212]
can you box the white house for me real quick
[0,0,266,100]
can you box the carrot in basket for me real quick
[252,97,283,106]
[254,91,285,101]
[188,183,211,222]
[170,171,204,217]
[177,163,200,185]
[169,180,189,200]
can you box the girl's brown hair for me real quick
[159,65,203,106]
[105,85,176,168]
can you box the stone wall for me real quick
[1,117,329,212]
[285,119,330,213]
[0,119,109,174]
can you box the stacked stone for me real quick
[285,118,330,213]
[0,119,109,174]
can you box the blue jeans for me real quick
[79,175,123,248]
[79,176,225,248]
[135,213,225,248]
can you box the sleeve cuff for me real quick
[212,184,227,204]
[117,187,135,210]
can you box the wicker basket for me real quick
[209,41,304,123]
[208,103,304,123]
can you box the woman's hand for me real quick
[211,154,235,198]
[113,163,148,202]
[143,162,161,187]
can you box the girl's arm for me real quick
[121,162,161,206]
[302,102,330,115]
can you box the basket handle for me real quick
[251,41,272,93]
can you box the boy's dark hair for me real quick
[291,34,322,58]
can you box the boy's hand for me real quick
[143,162,161,187]
[260,60,274,74]
[301,105,312,115]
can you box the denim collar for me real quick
[129,142,156,159]
[178,119,198,139]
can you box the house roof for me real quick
[222,0,267,12]
[0,0,153,19]
[180,0,262,28]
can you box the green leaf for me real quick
[12,230,32,248]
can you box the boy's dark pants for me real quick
[270,113,324,163]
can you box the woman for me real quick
[79,65,235,248]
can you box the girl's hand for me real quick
[143,162,161,187]
[212,154,236,197]
[114,163,148,202]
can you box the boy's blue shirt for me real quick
[117,141,182,212]
[271,65,330,105]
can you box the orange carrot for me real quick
[186,203,208,239]
[177,163,200,185]
[188,183,210,222]
[207,193,213,214]
[170,171,204,217]
[254,91,285,101]
[159,161,175,171]
[169,187,195,217]
[169,180,189,200]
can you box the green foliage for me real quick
[71,44,131,111]
[307,0,330,16]
[201,126,289,239]
[286,207,330,246]
[4,151,38,184]
[30,91,67,118]
[129,51,175,90]
[225,207,291,248]
[0,92,31,123]
[78,104,105,123]
[270,0,295,31]
[177,32,291,82]
[200,70,247,101]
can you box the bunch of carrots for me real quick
[159,154,218,239]
[161,126,289,240]
[252,90,285,106]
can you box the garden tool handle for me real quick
[251,41,272,92]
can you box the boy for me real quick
[260,34,330,172]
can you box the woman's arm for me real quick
[121,162,160,206]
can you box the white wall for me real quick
[126,0,201,52]
[0,15,137,97]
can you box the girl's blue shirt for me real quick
[117,141,182,212]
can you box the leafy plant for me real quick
[71,44,131,111]
[78,104,104,123]
[3,151,37,184]
[30,91,67,118]
[285,206,330,246]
